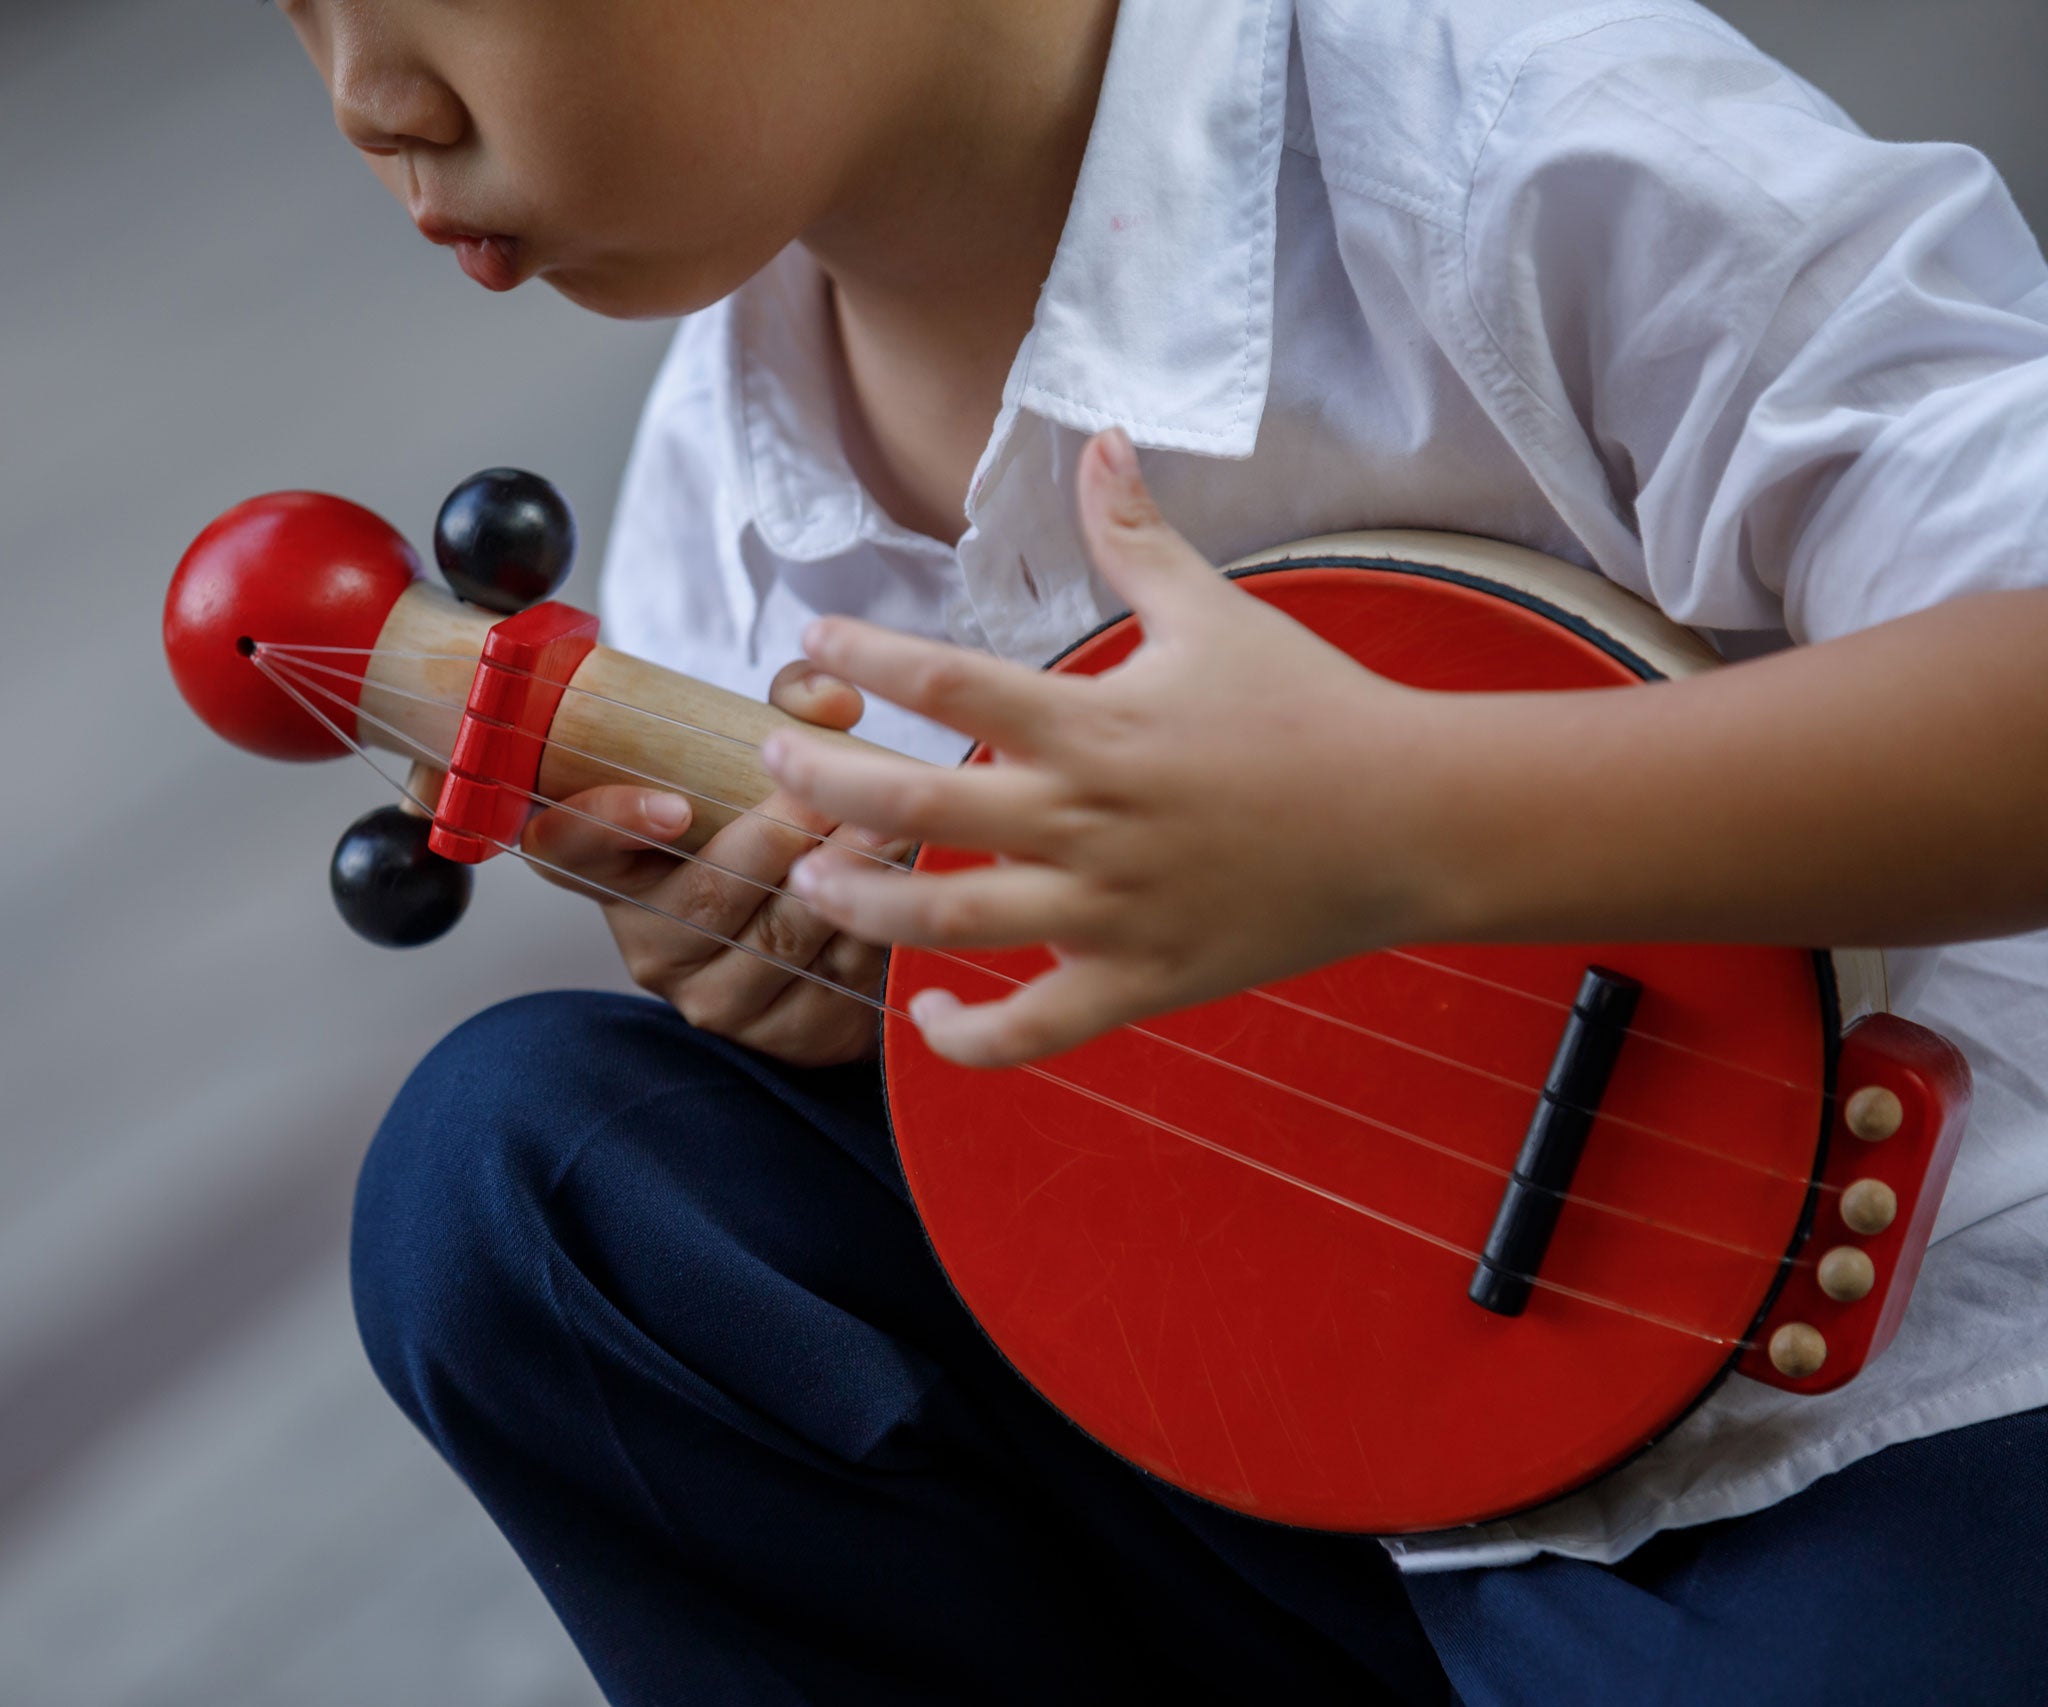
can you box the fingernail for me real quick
[644,794,691,835]
[909,989,953,1029]
[761,733,789,774]
[801,618,832,658]
[1099,426,1139,482]
[788,856,823,898]
[849,825,895,854]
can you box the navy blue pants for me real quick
[353,991,2048,1706]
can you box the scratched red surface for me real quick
[884,563,1828,1533]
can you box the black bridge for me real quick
[1469,967,1643,1317]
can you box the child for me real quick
[281,0,2048,1699]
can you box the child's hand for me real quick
[762,428,1459,1070]
[524,664,905,1069]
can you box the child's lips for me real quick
[416,217,526,292]
[450,234,524,293]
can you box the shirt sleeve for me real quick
[1450,12,2048,644]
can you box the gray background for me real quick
[0,3,2040,1702]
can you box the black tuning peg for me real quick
[433,468,577,614]
[330,806,473,948]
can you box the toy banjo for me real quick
[163,470,1971,1535]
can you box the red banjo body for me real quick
[883,539,1967,1533]
[165,502,1972,1537]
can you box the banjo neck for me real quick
[360,581,882,854]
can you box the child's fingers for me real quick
[767,660,866,731]
[648,813,901,1026]
[798,617,1055,751]
[740,936,891,1068]
[761,732,1065,856]
[522,786,694,895]
[401,762,447,817]
[642,784,833,932]
[595,785,836,996]
[905,963,1139,1070]
[1076,428,1229,636]
[787,852,1101,950]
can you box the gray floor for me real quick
[0,3,2040,1703]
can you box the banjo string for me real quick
[261,649,1837,1204]
[265,649,913,874]
[261,647,1839,1170]
[262,647,1826,1077]
[260,642,1827,1094]
[270,652,1803,1266]
[268,642,1827,1095]
[255,649,1783,1348]
[263,643,771,760]
[265,650,1823,1201]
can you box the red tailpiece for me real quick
[1744,1013,1973,1394]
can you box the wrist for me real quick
[1321,677,1514,951]
[1351,683,1601,950]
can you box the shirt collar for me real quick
[726,247,929,565]
[1013,0,1296,459]
[721,0,1296,566]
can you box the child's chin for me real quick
[544,264,718,323]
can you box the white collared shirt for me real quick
[600,0,2048,1570]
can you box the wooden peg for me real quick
[1768,1322,1827,1379]
[1817,1246,1877,1303]
[1844,1085,1904,1143]
[1839,1178,1898,1236]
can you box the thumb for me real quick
[1076,428,1226,637]
[907,960,1137,1069]
[768,658,866,731]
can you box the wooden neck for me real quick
[360,584,881,853]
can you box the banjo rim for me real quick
[880,532,1857,1534]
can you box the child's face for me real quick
[278,0,921,319]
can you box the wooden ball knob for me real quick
[165,492,422,761]
[1817,1246,1877,1303]
[1768,1322,1828,1379]
[1840,1178,1898,1236]
[331,806,473,948]
[1844,1085,1904,1142]
[435,469,577,613]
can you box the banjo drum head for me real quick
[881,535,1836,1534]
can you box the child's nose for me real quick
[329,36,465,156]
